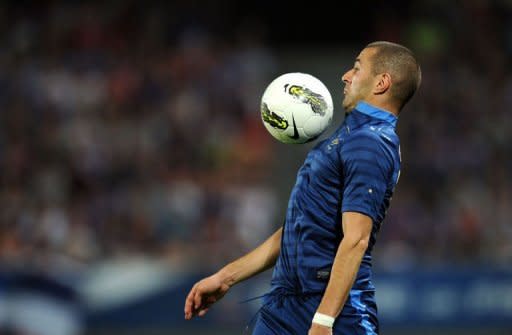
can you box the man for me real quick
[184,41,421,335]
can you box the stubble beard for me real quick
[342,94,356,112]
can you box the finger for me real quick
[184,286,197,315]
[184,290,195,314]
[198,307,209,317]
[193,289,203,309]
[185,306,194,320]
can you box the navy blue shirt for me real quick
[270,101,401,298]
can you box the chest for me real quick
[297,128,349,184]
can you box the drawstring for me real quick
[239,293,270,304]
[243,306,263,334]
[240,287,311,334]
[240,292,271,335]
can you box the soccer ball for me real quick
[260,72,333,144]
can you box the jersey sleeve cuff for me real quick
[341,205,377,222]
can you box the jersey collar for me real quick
[353,101,397,128]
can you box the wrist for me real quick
[312,312,335,328]
[216,267,237,288]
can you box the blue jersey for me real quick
[270,101,401,297]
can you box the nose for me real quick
[342,69,352,84]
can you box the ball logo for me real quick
[289,115,299,140]
[284,84,328,116]
[261,102,289,130]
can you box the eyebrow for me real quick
[355,58,361,64]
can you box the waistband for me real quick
[241,286,320,334]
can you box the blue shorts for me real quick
[251,290,378,335]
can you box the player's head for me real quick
[342,41,421,114]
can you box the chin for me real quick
[342,97,354,112]
[342,102,354,112]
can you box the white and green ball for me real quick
[260,72,333,144]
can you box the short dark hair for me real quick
[365,41,421,110]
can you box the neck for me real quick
[364,98,399,116]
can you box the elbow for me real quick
[344,236,370,252]
[356,238,369,252]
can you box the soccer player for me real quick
[184,41,421,335]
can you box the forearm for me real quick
[217,227,282,287]
[315,236,368,318]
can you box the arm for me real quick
[308,212,372,335]
[217,226,283,287]
[184,227,282,320]
[307,130,395,334]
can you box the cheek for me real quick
[353,74,370,93]
[352,72,364,85]
[350,76,362,92]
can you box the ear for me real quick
[374,73,391,95]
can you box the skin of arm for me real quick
[184,227,282,319]
[308,211,373,335]
[217,226,282,287]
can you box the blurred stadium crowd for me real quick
[0,0,511,284]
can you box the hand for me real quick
[308,323,333,335]
[184,273,230,320]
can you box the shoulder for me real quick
[345,125,398,149]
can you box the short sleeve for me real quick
[341,130,394,222]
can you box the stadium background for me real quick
[0,1,511,334]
